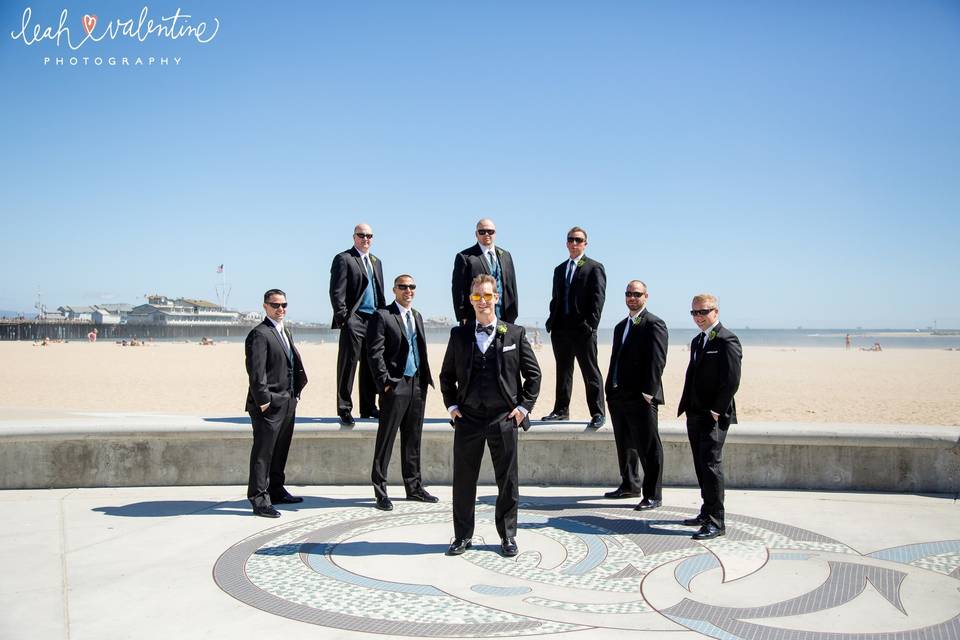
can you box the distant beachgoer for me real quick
[860,342,882,352]
[845,334,851,350]
[88,328,98,342]
[200,337,215,346]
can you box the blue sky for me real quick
[2,1,958,328]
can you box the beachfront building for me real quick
[126,295,242,325]
[57,305,95,321]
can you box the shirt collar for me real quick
[702,320,720,337]
[477,242,497,254]
[628,308,644,320]
[267,317,283,331]
[569,252,585,263]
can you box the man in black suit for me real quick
[440,275,541,558]
[367,274,437,511]
[604,280,668,510]
[677,293,742,540]
[543,226,607,428]
[245,289,308,518]
[451,218,520,324]
[329,223,386,425]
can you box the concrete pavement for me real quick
[2,484,959,639]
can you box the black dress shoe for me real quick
[604,487,641,499]
[360,409,380,419]
[338,411,355,426]
[500,537,519,557]
[541,411,569,421]
[634,498,662,511]
[681,516,707,526]
[374,496,394,511]
[406,491,439,503]
[271,494,303,504]
[588,414,606,428]
[446,538,472,555]
[253,505,281,518]
[692,523,725,540]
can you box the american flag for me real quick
[216,264,224,273]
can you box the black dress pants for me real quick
[608,395,662,500]
[371,375,425,500]
[248,394,297,508]
[550,327,604,417]
[336,313,377,416]
[452,410,519,540]
[686,411,727,527]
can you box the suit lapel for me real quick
[264,320,287,356]
[477,246,492,275]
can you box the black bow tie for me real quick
[476,324,494,335]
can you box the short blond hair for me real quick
[471,274,497,292]
[692,293,718,307]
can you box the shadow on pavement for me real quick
[92,495,374,517]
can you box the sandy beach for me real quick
[1,341,957,426]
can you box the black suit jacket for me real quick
[605,309,668,404]
[545,256,606,333]
[451,244,519,323]
[329,247,386,329]
[677,323,742,426]
[439,322,541,430]
[244,320,308,412]
[366,302,434,392]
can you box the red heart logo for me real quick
[82,14,97,35]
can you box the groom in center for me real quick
[440,274,541,558]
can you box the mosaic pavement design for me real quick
[214,498,960,638]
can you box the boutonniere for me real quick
[576,258,585,268]
[496,323,508,335]
[632,315,642,326]
[708,330,717,341]
[369,255,378,264]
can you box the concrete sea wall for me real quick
[1,416,957,494]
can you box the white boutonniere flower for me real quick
[496,323,508,335]
[632,315,642,326]
[576,258,585,267]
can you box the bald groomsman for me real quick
[543,226,607,428]
[330,223,385,426]
[451,218,519,324]
[604,280,668,509]
[677,294,742,540]
[366,274,437,511]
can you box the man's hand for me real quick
[508,408,524,426]
[384,385,392,394]
[710,410,719,421]
[449,408,463,420]
[259,402,270,412]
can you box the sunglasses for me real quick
[267,302,288,309]
[354,233,374,240]
[469,293,496,302]
[690,308,715,316]
[476,229,496,236]
[567,236,585,244]
[396,284,417,290]
[624,291,646,298]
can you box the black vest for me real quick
[461,343,509,415]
